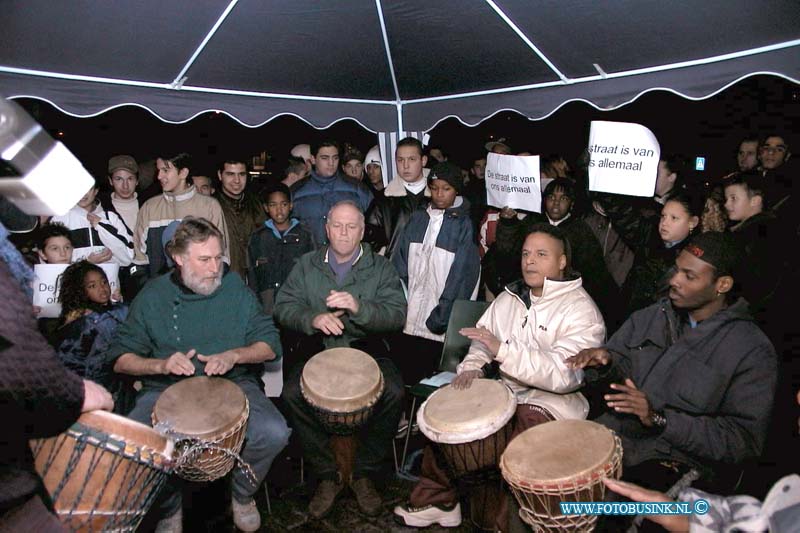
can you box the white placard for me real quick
[33,263,120,318]
[485,153,541,212]
[587,121,660,197]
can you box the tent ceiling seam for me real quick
[375,0,401,103]
[403,39,800,105]
[418,71,800,131]
[0,66,396,105]
[375,0,403,131]
[483,0,569,83]
[171,0,239,87]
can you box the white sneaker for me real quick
[232,497,261,532]
[393,501,462,527]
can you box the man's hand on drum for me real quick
[566,347,610,369]
[460,326,501,356]
[602,478,689,532]
[451,369,483,390]
[605,378,654,426]
[160,349,197,376]
[325,290,359,314]
[312,310,346,336]
[82,379,114,412]
[197,351,238,376]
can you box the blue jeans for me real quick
[128,377,290,516]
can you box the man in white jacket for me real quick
[395,223,606,529]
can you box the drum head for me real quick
[152,377,246,438]
[301,348,383,413]
[501,420,617,484]
[418,379,516,444]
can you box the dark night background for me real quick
[16,74,799,185]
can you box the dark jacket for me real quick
[588,298,777,478]
[365,177,429,259]
[274,243,406,350]
[391,199,480,338]
[597,193,686,313]
[247,219,316,315]
[215,190,267,280]
[729,210,788,327]
[54,303,133,414]
[290,171,373,246]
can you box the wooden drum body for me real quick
[31,410,173,532]
[417,379,516,479]
[300,348,384,436]
[500,419,623,532]
[152,376,249,483]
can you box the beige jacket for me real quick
[457,277,605,420]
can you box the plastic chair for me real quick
[398,299,490,472]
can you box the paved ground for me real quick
[139,435,480,532]
[165,466,477,533]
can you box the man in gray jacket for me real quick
[569,231,777,493]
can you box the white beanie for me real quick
[290,144,311,161]
[364,145,382,168]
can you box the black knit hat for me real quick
[683,231,743,278]
[428,161,464,194]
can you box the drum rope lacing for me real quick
[154,417,256,486]
[31,425,170,532]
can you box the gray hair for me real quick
[165,216,224,258]
[326,200,365,226]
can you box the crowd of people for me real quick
[1,130,798,532]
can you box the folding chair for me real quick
[398,299,490,473]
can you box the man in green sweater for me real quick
[275,201,406,520]
[107,217,289,533]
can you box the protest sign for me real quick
[485,153,541,212]
[587,121,660,197]
[33,263,120,318]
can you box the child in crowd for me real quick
[54,261,133,413]
[36,222,74,264]
[33,223,75,341]
[50,177,134,266]
[247,182,315,315]
[391,161,480,383]
[724,171,786,321]
[624,189,703,312]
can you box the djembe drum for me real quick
[300,347,384,479]
[31,410,173,532]
[152,376,250,483]
[417,379,516,530]
[500,419,623,532]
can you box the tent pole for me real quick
[396,101,403,138]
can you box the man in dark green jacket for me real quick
[108,217,288,532]
[275,201,406,520]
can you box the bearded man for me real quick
[107,216,289,533]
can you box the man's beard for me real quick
[180,266,222,296]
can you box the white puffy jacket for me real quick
[457,276,605,420]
